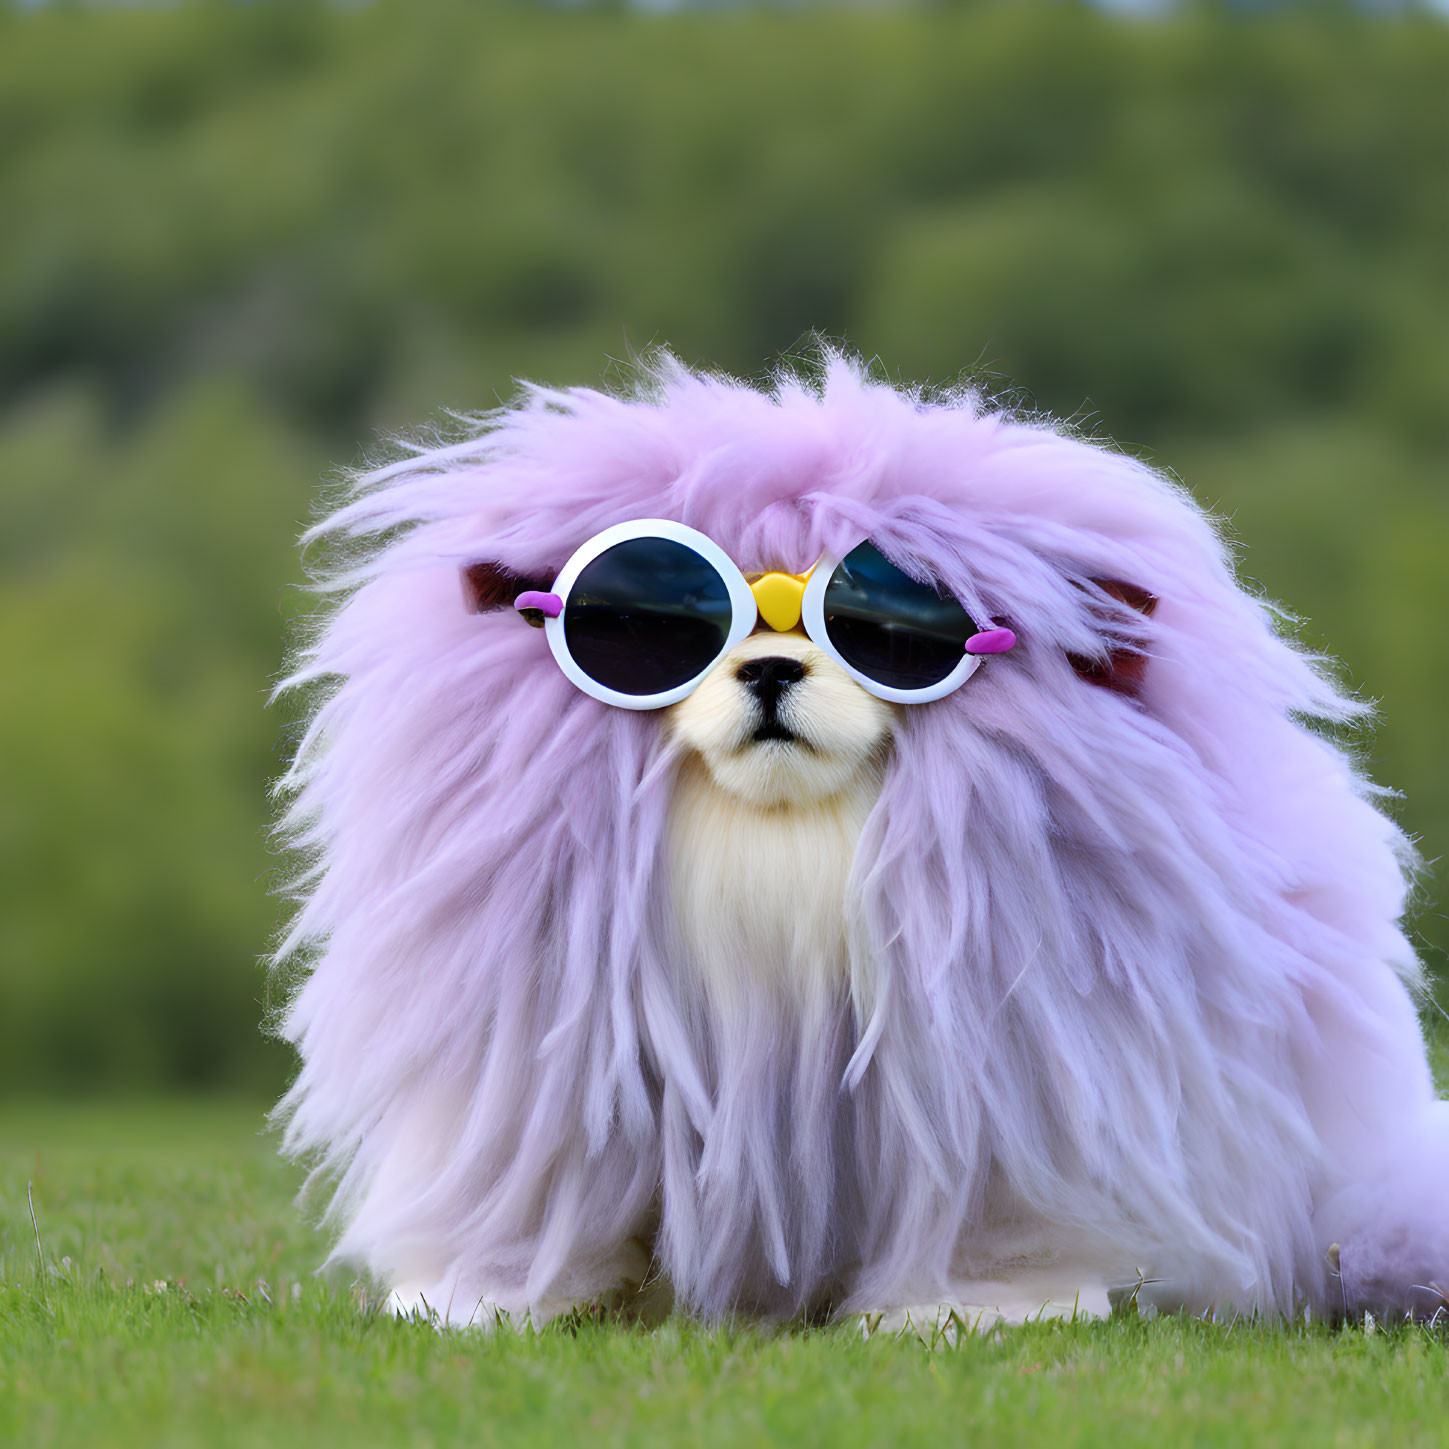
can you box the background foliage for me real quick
[2,0,1447,1093]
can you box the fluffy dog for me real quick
[273,354,1449,1329]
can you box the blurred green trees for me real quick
[2,0,1447,1092]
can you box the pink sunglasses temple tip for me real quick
[515,591,563,619]
[965,627,1016,656]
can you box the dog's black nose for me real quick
[737,657,806,741]
[736,657,806,693]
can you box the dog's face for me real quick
[667,628,896,809]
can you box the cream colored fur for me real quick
[665,631,892,1009]
[666,631,895,810]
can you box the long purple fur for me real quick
[272,353,1446,1323]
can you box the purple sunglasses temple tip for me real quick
[965,627,1016,656]
[515,591,563,619]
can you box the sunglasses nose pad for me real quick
[750,572,807,632]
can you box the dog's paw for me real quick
[861,1287,1111,1345]
[385,1286,506,1331]
[859,1303,995,1345]
[385,1285,568,1332]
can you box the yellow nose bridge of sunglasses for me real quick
[747,570,813,633]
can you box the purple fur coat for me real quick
[273,356,1449,1326]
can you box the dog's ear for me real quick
[461,561,558,627]
[1068,578,1158,697]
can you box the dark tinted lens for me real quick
[821,541,976,691]
[564,536,734,696]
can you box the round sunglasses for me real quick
[509,518,1015,710]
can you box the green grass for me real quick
[5,1099,1449,1448]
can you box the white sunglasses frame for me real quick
[539,518,992,711]
[542,518,759,710]
[799,546,985,705]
